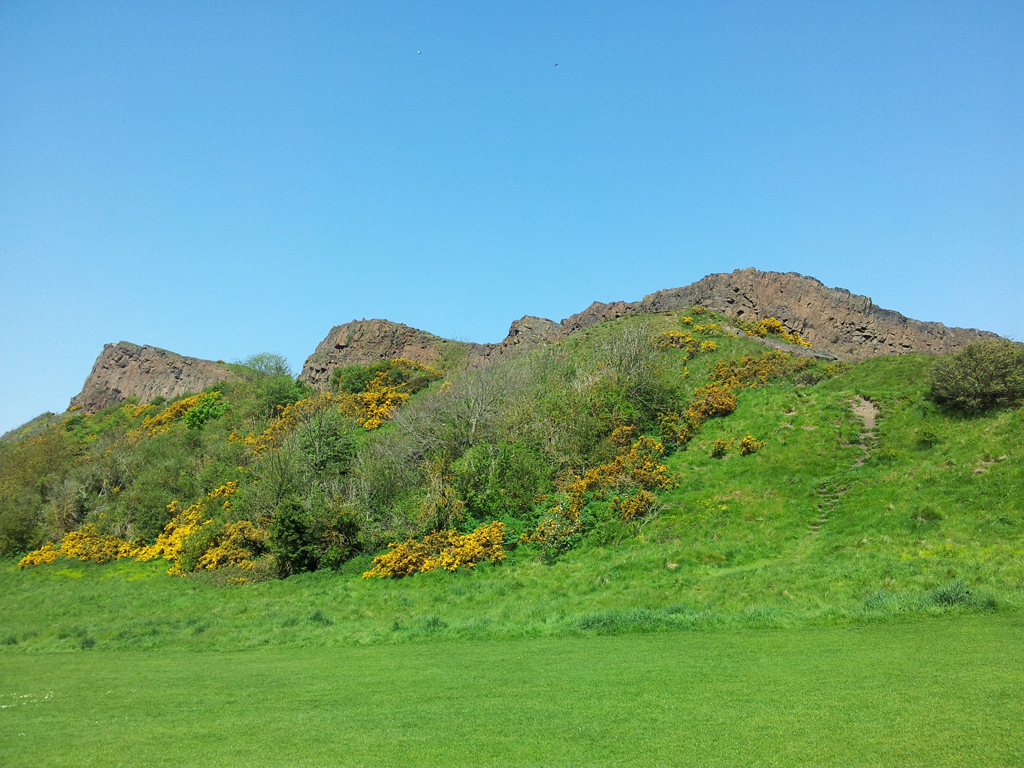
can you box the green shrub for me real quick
[929,339,1024,412]
[268,495,360,576]
[452,442,551,522]
[181,392,230,430]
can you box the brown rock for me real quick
[69,342,236,414]
[295,268,999,389]
[638,269,998,356]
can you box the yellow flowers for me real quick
[661,351,792,447]
[342,372,410,430]
[235,358,440,455]
[655,330,718,358]
[363,521,506,578]
[18,543,58,568]
[611,488,658,522]
[131,393,208,438]
[710,438,733,459]
[739,316,812,348]
[18,482,263,577]
[524,432,673,549]
[234,392,338,455]
[136,482,244,575]
[739,434,765,455]
[19,526,138,568]
[712,351,793,389]
[194,520,267,572]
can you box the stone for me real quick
[299,269,998,389]
[69,342,237,414]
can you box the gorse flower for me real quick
[19,482,263,577]
[363,521,506,578]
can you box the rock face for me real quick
[636,269,999,357]
[300,269,999,389]
[70,342,236,414]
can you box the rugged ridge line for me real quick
[299,268,997,389]
[70,342,237,414]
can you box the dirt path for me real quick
[811,396,879,534]
[850,396,879,467]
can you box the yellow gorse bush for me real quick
[655,331,718,361]
[739,316,812,348]
[363,521,506,578]
[19,526,139,568]
[341,372,411,430]
[19,482,264,577]
[194,520,267,572]
[136,482,244,575]
[611,488,658,522]
[233,392,338,455]
[233,358,439,455]
[18,543,59,568]
[739,434,765,455]
[134,393,208,437]
[524,430,673,546]
[662,351,793,447]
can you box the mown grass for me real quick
[1,615,1020,767]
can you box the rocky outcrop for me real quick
[635,269,998,356]
[69,342,236,414]
[298,316,564,389]
[300,269,999,389]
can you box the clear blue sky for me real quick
[1,1,1021,433]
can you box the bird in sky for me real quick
[554,63,559,66]
[417,50,422,54]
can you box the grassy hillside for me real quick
[1,315,1021,651]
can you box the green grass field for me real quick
[2,615,1020,767]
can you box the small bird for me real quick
[417,50,422,54]
[554,63,559,66]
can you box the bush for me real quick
[710,438,731,459]
[453,442,552,522]
[930,339,1024,412]
[269,496,318,577]
[181,392,230,431]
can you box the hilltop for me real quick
[50,268,997,419]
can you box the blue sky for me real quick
[1,1,1021,433]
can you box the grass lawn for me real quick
[1,614,1020,767]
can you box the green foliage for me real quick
[181,391,230,430]
[452,442,551,522]
[330,359,435,396]
[268,496,361,577]
[269,496,317,577]
[238,353,292,379]
[929,339,1024,412]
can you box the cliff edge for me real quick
[69,342,237,414]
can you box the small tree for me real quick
[929,339,1024,412]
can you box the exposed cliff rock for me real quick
[69,342,237,414]
[636,269,998,356]
[300,269,998,389]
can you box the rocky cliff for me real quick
[635,269,998,356]
[69,342,237,414]
[300,269,998,389]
